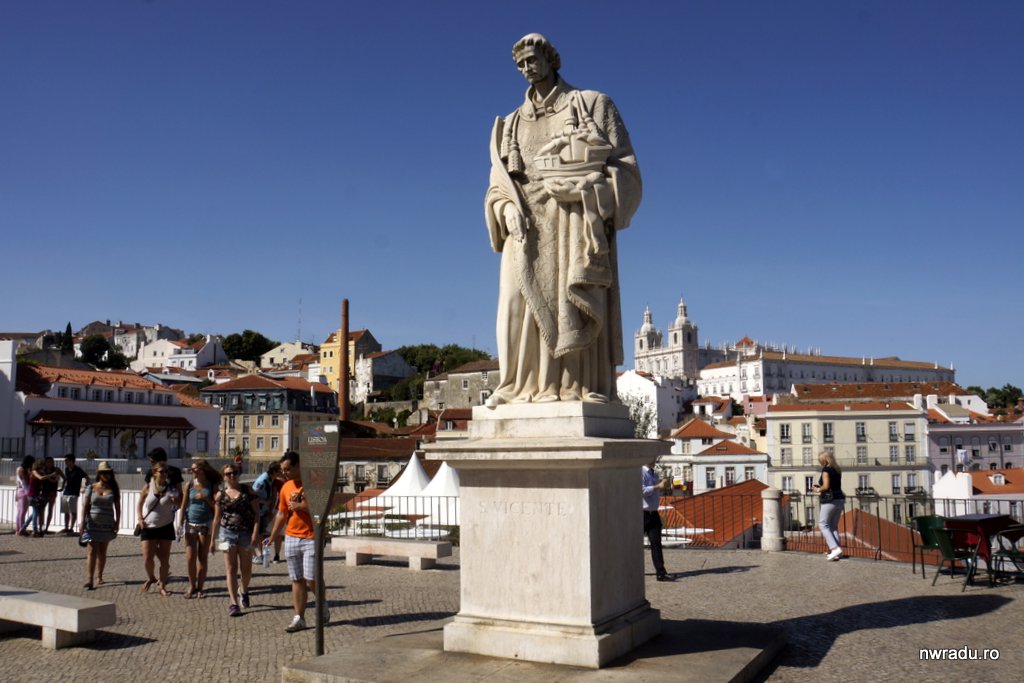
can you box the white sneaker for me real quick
[827,548,843,561]
[285,615,307,632]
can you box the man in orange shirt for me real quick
[266,451,328,632]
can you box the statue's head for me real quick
[512,33,561,81]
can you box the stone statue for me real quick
[485,33,642,406]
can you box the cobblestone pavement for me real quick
[0,531,1019,682]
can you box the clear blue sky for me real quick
[2,1,1021,389]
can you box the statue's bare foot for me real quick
[583,392,609,404]
[535,394,560,403]
[559,391,581,401]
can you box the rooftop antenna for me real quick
[297,298,302,343]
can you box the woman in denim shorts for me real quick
[211,465,260,617]
[179,459,221,598]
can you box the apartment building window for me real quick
[938,436,949,454]
[273,395,283,410]
[940,464,949,475]
[705,469,716,489]
[92,390,103,401]
[823,422,834,443]
[988,438,999,452]
[855,422,866,442]
[904,445,916,463]
[725,467,736,485]
[680,441,690,454]
[744,466,755,481]
[892,504,902,523]
[891,473,901,495]
[271,415,280,427]
[780,447,792,465]
[377,465,389,482]
[779,424,791,444]
[242,437,250,452]
[124,392,133,404]
[256,415,265,427]
[242,416,250,433]
[462,379,469,390]
[888,422,898,442]
[856,446,868,465]
[197,431,208,453]
[801,423,812,444]
[858,474,869,491]
[907,473,918,490]
[256,437,265,451]
[802,447,813,465]
[355,465,366,481]
[804,476,815,493]
[903,422,915,442]
[782,476,794,492]
[889,446,899,464]
[228,416,236,432]
[228,437,237,451]
[271,436,280,451]
[481,371,489,382]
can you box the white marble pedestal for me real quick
[425,402,669,668]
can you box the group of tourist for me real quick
[14,454,89,537]
[15,446,330,631]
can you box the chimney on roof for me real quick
[927,394,938,409]
[912,394,922,410]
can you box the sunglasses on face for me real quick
[223,470,238,476]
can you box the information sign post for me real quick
[297,421,340,656]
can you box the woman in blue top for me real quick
[812,450,846,561]
[178,459,221,599]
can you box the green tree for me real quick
[621,392,657,438]
[222,330,277,362]
[79,334,111,365]
[119,431,138,458]
[61,322,73,352]
[395,343,489,375]
[186,333,206,345]
[368,407,397,426]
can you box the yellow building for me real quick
[199,374,338,466]
[765,401,930,528]
[318,329,380,393]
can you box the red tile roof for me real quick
[662,479,768,547]
[448,359,500,374]
[767,401,916,413]
[703,352,949,372]
[695,440,763,457]
[670,418,733,440]
[17,364,165,393]
[792,381,966,401]
[970,469,1024,495]
[203,374,334,394]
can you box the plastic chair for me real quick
[911,515,946,579]
[931,527,978,591]
[993,525,1024,578]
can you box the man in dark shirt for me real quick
[61,455,89,534]
[143,447,184,487]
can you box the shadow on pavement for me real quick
[754,593,1015,679]
[337,610,455,628]
[667,565,756,579]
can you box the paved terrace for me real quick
[0,531,1020,682]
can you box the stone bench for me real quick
[331,536,452,570]
[0,585,116,649]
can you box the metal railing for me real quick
[327,493,460,543]
[0,485,142,536]
[656,493,764,549]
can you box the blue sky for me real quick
[1,1,1021,389]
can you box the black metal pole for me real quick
[315,522,325,656]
